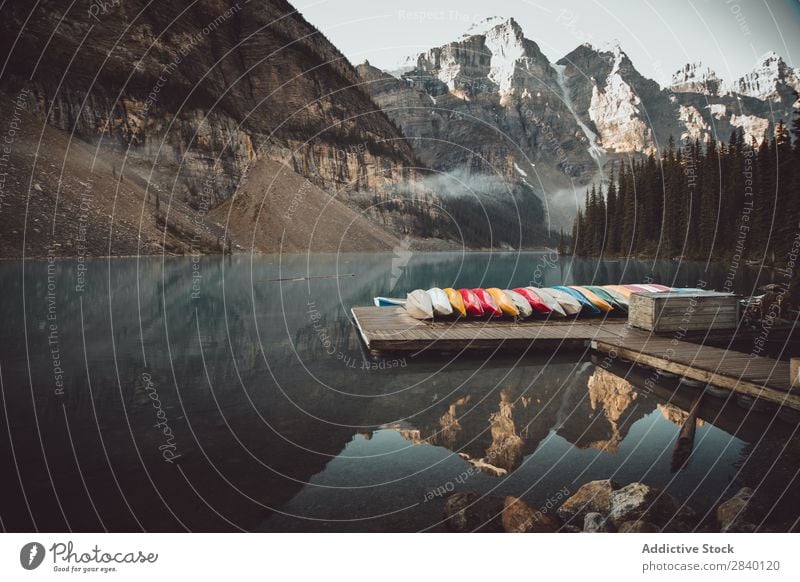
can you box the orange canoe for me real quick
[486,288,520,317]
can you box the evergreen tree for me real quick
[606,166,619,255]
[569,128,798,265]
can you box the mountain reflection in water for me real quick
[0,253,797,532]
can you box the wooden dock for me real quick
[351,306,629,352]
[591,335,799,410]
[350,306,799,410]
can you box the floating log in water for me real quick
[670,393,703,472]
[263,273,357,282]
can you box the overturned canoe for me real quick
[570,286,614,313]
[514,287,553,315]
[645,284,671,292]
[585,285,627,313]
[540,287,581,316]
[405,289,434,320]
[374,297,406,307]
[596,286,629,310]
[444,287,467,317]
[486,288,520,317]
[504,289,533,317]
[603,284,634,299]
[553,286,601,315]
[529,287,567,317]
[426,287,453,316]
[473,288,502,317]
[459,288,485,316]
[622,284,654,294]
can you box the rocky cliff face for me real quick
[1,0,419,201]
[557,44,679,154]
[0,0,434,255]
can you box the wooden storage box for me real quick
[628,291,739,332]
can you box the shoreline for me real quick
[0,247,563,261]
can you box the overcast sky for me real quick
[296,0,800,86]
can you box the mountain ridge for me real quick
[366,16,797,181]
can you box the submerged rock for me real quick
[557,479,620,525]
[443,493,504,532]
[502,496,560,533]
[618,520,660,533]
[608,482,696,531]
[583,512,612,533]
[716,487,759,532]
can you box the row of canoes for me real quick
[375,284,677,320]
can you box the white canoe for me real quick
[426,287,453,316]
[539,287,581,316]
[504,289,533,317]
[528,287,567,317]
[406,289,434,320]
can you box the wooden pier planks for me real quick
[591,333,799,410]
[351,306,628,352]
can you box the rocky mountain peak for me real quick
[670,61,721,95]
[404,16,552,98]
[462,16,524,41]
[723,50,800,102]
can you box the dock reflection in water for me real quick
[0,253,797,532]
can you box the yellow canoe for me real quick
[603,284,633,299]
[486,288,520,317]
[569,286,614,313]
[443,287,467,317]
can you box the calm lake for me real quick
[0,252,797,532]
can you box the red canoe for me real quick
[512,287,552,314]
[646,283,671,292]
[472,288,502,316]
[458,288,485,316]
[622,284,651,294]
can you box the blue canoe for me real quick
[373,297,406,307]
[553,286,602,315]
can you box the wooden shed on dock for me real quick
[628,291,739,333]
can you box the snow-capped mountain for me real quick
[409,16,557,101]
[358,17,798,215]
[359,17,604,228]
[671,52,800,103]
[667,52,798,144]
[723,51,800,103]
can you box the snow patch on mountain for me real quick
[707,103,727,120]
[481,18,528,94]
[463,16,514,39]
[730,114,770,146]
[678,104,709,141]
